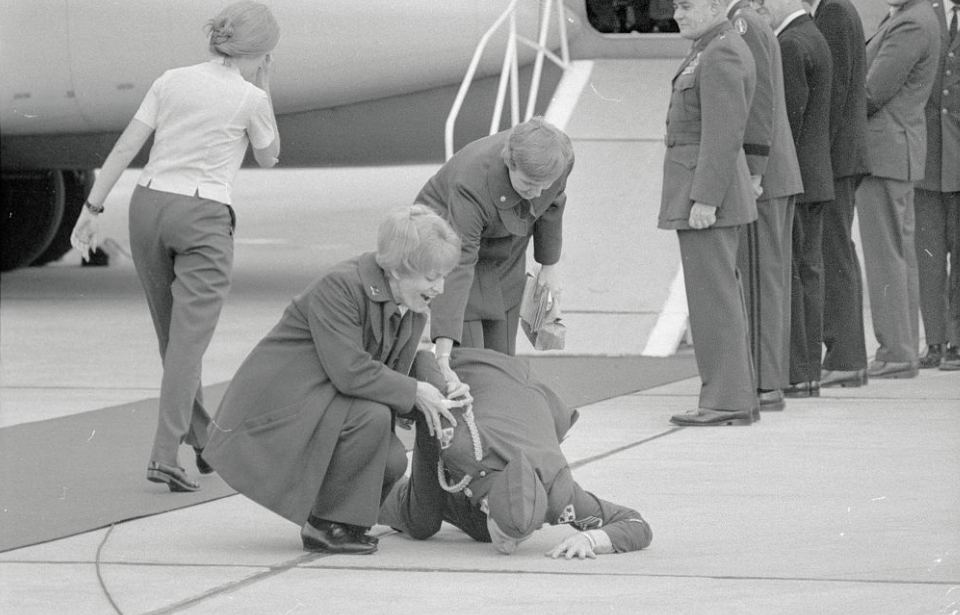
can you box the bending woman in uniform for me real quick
[204,206,470,555]
[70,1,281,492]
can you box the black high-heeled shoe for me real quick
[194,448,215,475]
[147,461,200,492]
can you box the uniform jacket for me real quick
[778,13,835,203]
[864,0,942,181]
[204,253,423,525]
[813,0,870,181]
[728,0,804,199]
[423,348,652,553]
[659,20,758,229]
[417,131,573,343]
[918,0,960,192]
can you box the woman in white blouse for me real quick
[71,1,281,493]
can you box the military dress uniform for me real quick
[914,0,960,369]
[417,130,573,356]
[659,20,759,424]
[727,0,805,400]
[379,349,653,554]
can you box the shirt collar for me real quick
[775,9,808,35]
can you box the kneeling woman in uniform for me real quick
[205,206,469,554]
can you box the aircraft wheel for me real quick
[31,169,96,267]
[1,170,67,272]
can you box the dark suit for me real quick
[857,0,941,364]
[728,0,805,391]
[659,20,758,412]
[914,0,960,349]
[814,0,871,373]
[778,13,834,384]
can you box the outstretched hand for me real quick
[70,208,101,262]
[546,533,597,560]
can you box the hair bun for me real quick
[210,18,234,45]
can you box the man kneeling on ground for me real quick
[379,348,652,558]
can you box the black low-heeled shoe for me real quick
[147,461,200,492]
[194,448,215,475]
[301,520,377,555]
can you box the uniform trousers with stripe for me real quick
[737,196,795,390]
[856,176,920,363]
[678,226,756,411]
[129,185,234,468]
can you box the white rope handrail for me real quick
[444,0,571,161]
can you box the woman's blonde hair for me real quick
[206,1,280,58]
[501,116,574,183]
[376,205,461,276]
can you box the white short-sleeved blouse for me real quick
[134,59,276,205]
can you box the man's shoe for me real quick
[783,381,820,398]
[758,389,785,411]
[147,461,200,492]
[194,448,215,475]
[820,368,868,388]
[919,344,944,369]
[301,520,378,555]
[349,525,379,546]
[670,409,753,426]
[940,344,960,371]
[866,360,919,379]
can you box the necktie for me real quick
[951,3,958,41]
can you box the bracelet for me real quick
[84,200,105,214]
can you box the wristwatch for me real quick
[84,200,104,214]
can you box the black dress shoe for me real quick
[301,520,378,555]
[820,368,868,388]
[757,389,785,411]
[669,409,753,426]
[194,448,215,475]
[941,344,960,371]
[919,344,944,369]
[147,461,200,492]
[350,526,379,546]
[783,381,820,398]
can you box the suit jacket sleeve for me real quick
[690,41,754,208]
[566,483,653,553]
[865,17,933,116]
[428,183,494,343]
[532,161,572,266]
[305,274,418,414]
[779,34,810,145]
[816,3,853,145]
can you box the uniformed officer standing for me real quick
[914,0,960,370]
[661,0,760,426]
[727,0,805,409]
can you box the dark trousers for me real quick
[129,186,234,467]
[310,399,408,528]
[789,202,826,383]
[378,418,490,543]
[914,188,960,345]
[679,226,756,411]
[461,303,521,356]
[822,176,868,371]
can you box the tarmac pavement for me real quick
[1,167,958,614]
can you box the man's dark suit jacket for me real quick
[779,13,834,203]
[813,0,869,181]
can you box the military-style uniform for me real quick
[417,131,573,355]
[379,349,652,553]
[727,0,804,392]
[658,20,758,413]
